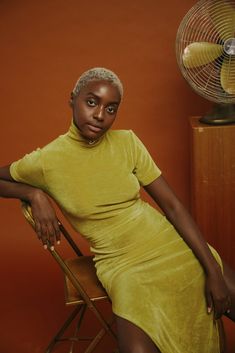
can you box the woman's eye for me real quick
[87,99,96,107]
[106,106,116,114]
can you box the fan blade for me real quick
[210,0,235,41]
[221,57,235,94]
[183,42,223,68]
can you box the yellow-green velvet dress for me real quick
[10,122,222,353]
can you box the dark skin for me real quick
[0,80,235,353]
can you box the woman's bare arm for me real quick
[0,165,60,247]
[144,175,231,319]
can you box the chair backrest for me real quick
[21,202,108,305]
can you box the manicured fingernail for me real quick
[44,244,47,250]
[57,240,60,245]
[207,307,212,314]
[50,246,54,251]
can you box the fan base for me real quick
[199,104,235,125]
[200,116,235,125]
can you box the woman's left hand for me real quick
[205,268,231,319]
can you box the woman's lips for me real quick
[87,124,102,133]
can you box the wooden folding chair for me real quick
[21,202,118,353]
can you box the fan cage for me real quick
[176,0,235,104]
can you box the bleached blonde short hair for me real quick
[72,67,123,98]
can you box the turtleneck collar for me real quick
[67,119,105,148]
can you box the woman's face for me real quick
[72,80,121,141]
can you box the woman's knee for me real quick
[115,315,161,353]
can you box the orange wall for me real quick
[0,1,234,352]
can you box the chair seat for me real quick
[64,256,108,305]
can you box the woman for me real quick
[0,67,234,353]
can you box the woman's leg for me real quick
[223,261,235,321]
[115,315,161,353]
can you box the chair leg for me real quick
[45,304,117,353]
[89,302,117,340]
[68,305,87,353]
[45,305,83,353]
[68,305,115,353]
[84,317,117,353]
[83,327,107,353]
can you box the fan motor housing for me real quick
[224,38,235,55]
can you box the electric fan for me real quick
[176,0,235,124]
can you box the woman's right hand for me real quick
[29,189,61,249]
[0,165,60,248]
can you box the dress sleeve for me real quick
[9,148,47,190]
[129,130,161,186]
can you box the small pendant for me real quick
[88,139,97,145]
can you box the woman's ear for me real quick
[69,92,74,108]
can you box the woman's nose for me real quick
[93,106,104,121]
